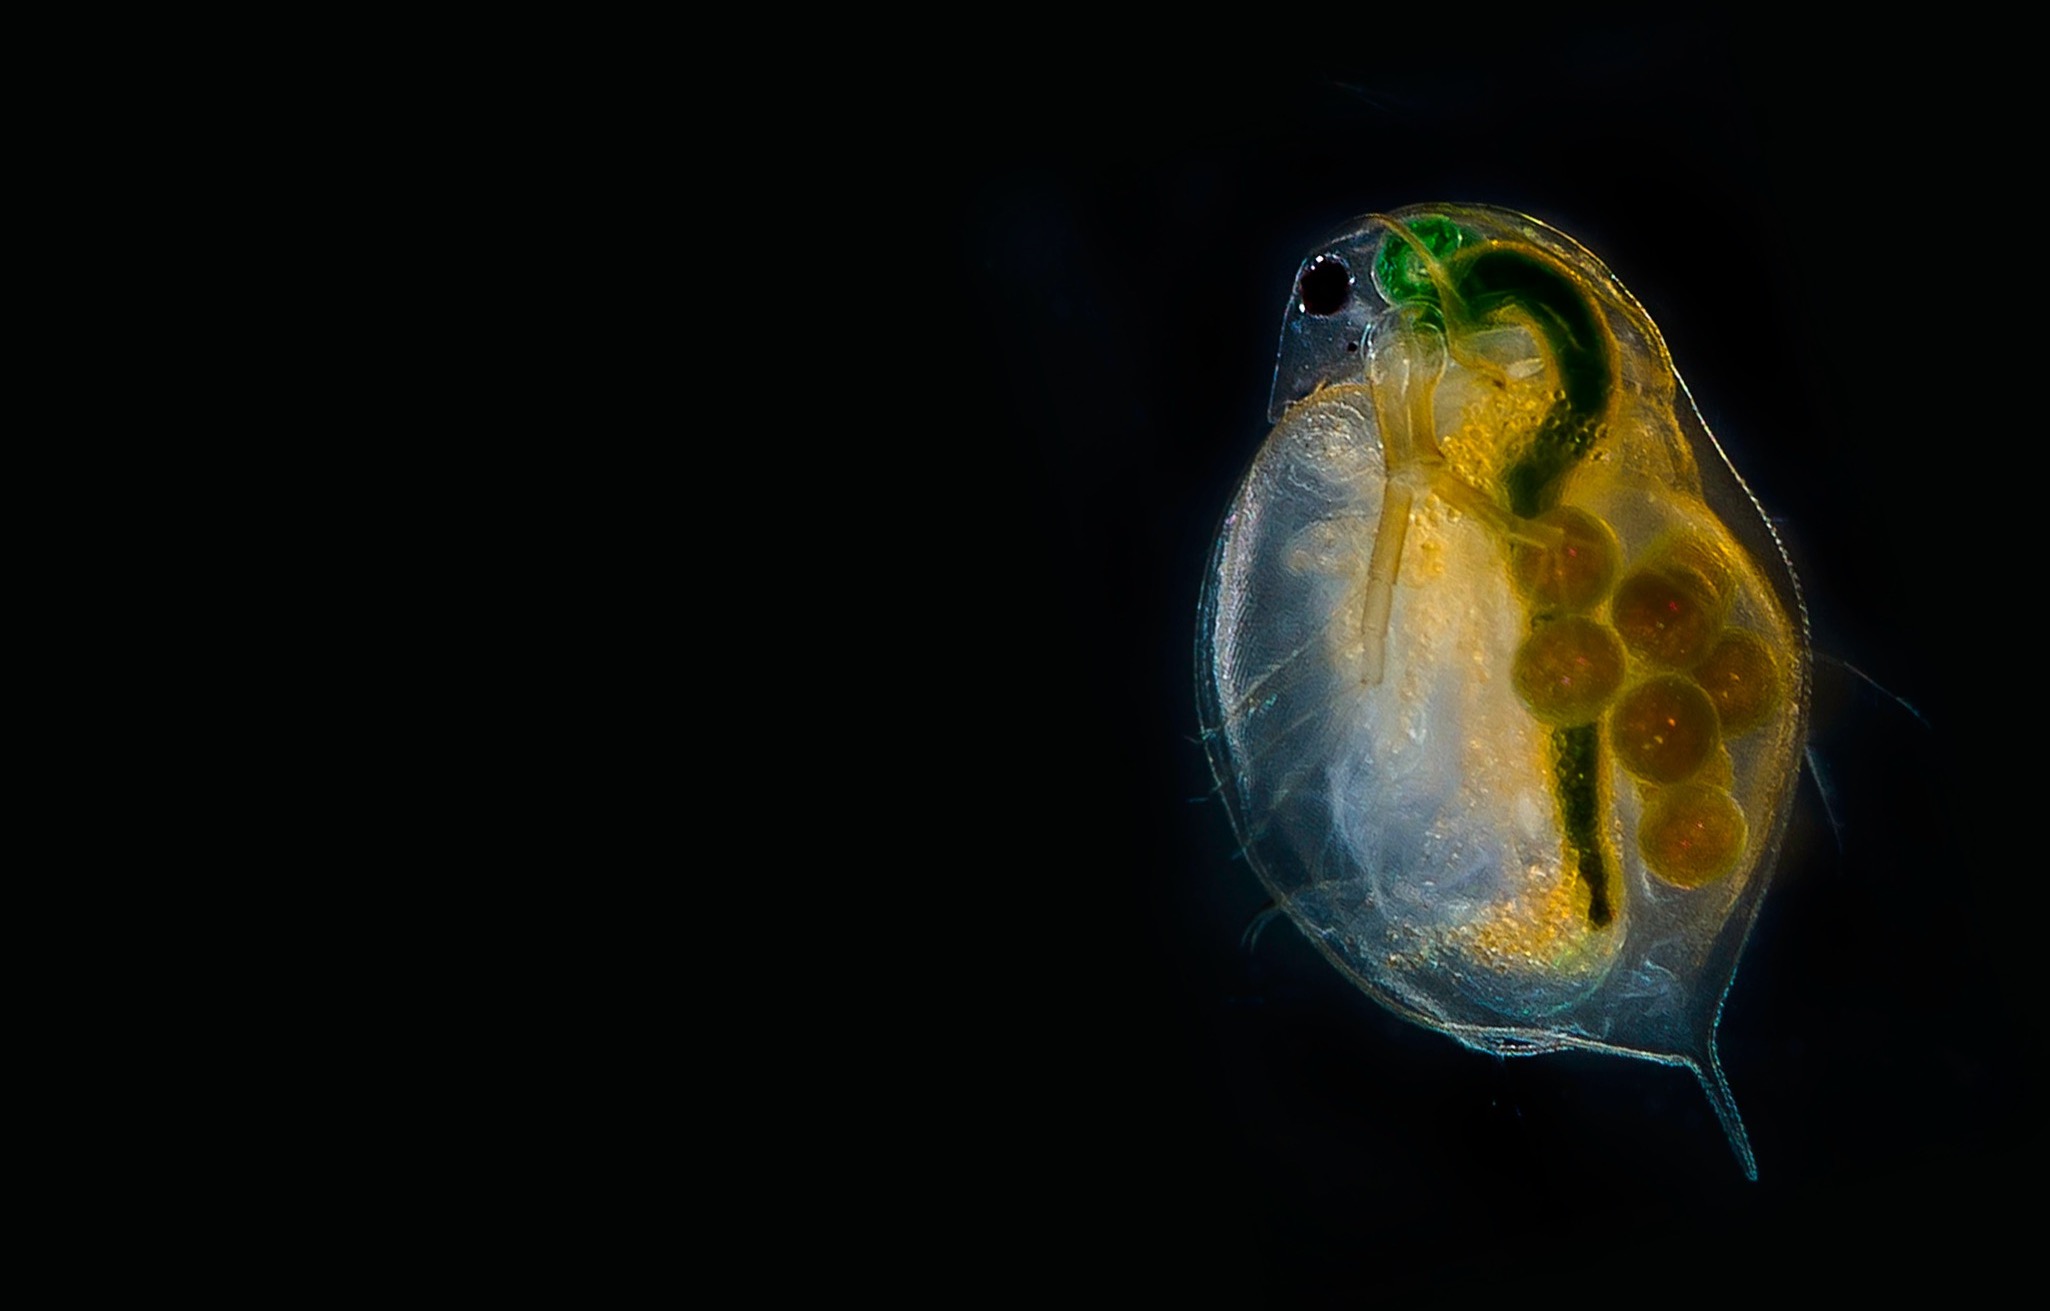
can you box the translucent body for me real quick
[1198,205,1809,1177]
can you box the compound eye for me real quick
[1297,254,1351,316]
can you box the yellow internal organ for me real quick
[1452,855,1611,977]
[1611,674,1719,783]
[1509,506,1620,613]
[1512,617,1626,726]
[1639,783,1749,888]
[1693,630,1781,735]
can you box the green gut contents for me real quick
[1378,216,1617,924]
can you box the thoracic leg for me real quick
[1351,306,1559,685]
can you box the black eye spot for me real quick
[1298,254,1351,316]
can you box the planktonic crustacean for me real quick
[1197,203,1808,1177]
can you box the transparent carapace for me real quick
[1198,203,1809,1178]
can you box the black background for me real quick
[870,19,2026,1299]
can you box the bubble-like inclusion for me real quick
[1200,204,1809,1178]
